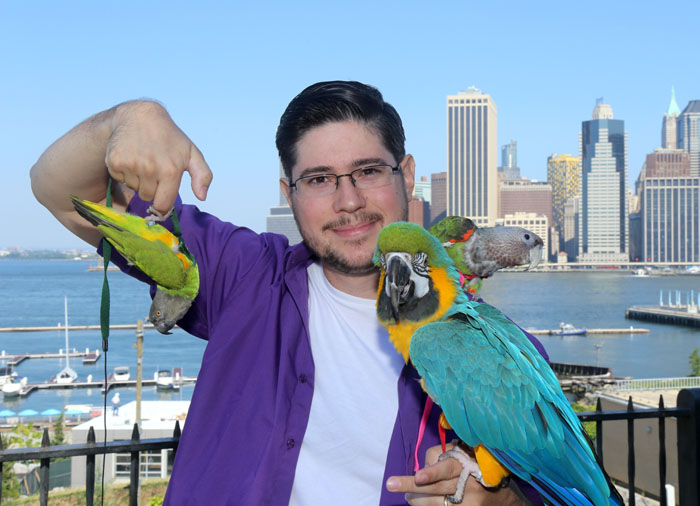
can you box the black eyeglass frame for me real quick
[288,164,402,194]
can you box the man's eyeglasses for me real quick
[289,164,401,198]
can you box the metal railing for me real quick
[1,389,699,505]
[614,377,700,391]
[0,420,180,506]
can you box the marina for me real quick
[526,327,649,335]
[0,348,101,366]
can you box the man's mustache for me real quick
[322,212,384,232]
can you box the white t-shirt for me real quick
[289,262,405,505]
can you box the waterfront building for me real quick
[266,166,302,245]
[645,149,690,178]
[413,175,432,204]
[499,212,549,263]
[446,87,498,226]
[639,173,700,263]
[677,99,700,176]
[547,153,580,248]
[498,140,520,179]
[662,87,681,150]
[563,196,580,261]
[578,100,629,263]
[430,171,447,226]
[409,198,431,228]
[498,179,553,226]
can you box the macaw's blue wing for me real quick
[409,302,620,506]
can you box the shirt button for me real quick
[299,374,307,384]
[287,438,295,449]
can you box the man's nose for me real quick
[332,175,365,213]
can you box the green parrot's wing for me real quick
[98,225,188,291]
[428,216,477,243]
[409,304,610,504]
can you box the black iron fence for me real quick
[1,389,699,506]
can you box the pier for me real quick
[9,368,195,398]
[0,323,157,333]
[1,348,101,366]
[526,327,649,335]
[626,288,700,327]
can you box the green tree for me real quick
[52,412,65,446]
[1,435,21,502]
[689,348,700,377]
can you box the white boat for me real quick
[2,376,26,398]
[155,370,174,390]
[113,366,130,381]
[0,365,17,386]
[632,268,650,277]
[54,297,78,384]
[551,322,587,336]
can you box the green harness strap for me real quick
[100,178,113,352]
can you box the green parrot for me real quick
[428,216,544,295]
[71,196,199,334]
[374,221,623,506]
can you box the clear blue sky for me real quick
[2,1,698,249]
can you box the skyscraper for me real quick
[677,99,700,176]
[266,166,303,245]
[661,87,681,149]
[430,171,447,226]
[499,140,520,179]
[578,100,629,262]
[547,153,580,238]
[446,87,498,226]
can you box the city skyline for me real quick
[3,2,699,248]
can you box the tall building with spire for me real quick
[578,99,629,262]
[677,99,700,176]
[446,87,498,226]
[498,140,520,179]
[662,87,681,149]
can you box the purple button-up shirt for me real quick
[107,195,548,505]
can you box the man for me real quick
[31,81,539,505]
[111,392,121,416]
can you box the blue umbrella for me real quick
[42,408,62,422]
[64,408,84,415]
[18,409,38,416]
[0,409,15,417]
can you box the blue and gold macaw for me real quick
[374,222,623,506]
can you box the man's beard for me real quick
[292,198,409,276]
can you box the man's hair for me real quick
[276,81,406,179]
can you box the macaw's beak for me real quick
[386,254,413,321]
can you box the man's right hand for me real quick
[106,101,212,215]
[30,100,213,246]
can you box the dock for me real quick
[11,368,195,398]
[526,327,649,335]
[626,306,700,327]
[0,323,157,333]
[550,362,619,393]
[0,348,101,366]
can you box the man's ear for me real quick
[400,154,416,199]
[280,178,293,206]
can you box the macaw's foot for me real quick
[437,444,483,503]
[145,205,174,223]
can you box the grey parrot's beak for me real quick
[528,245,543,270]
[386,255,412,321]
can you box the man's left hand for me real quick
[385,443,526,505]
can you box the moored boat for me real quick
[551,322,587,336]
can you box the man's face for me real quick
[281,120,415,276]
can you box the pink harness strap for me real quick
[414,396,434,472]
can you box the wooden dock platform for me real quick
[626,306,700,327]
[0,348,101,366]
[0,323,157,333]
[526,327,649,336]
[13,368,195,398]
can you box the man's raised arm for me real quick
[30,100,213,247]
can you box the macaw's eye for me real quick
[412,252,429,276]
[155,310,162,317]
